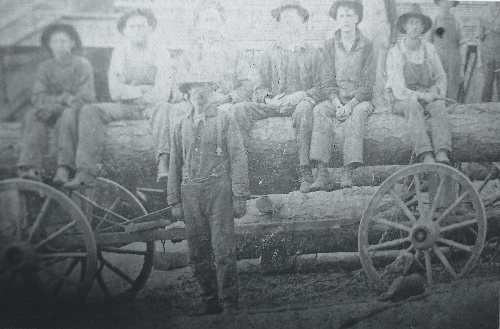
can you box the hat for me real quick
[271,0,310,22]
[41,23,82,52]
[329,0,363,22]
[195,1,226,24]
[396,4,433,34]
[434,0,459,7]
[179,81,217,94]
[117,8,158,34]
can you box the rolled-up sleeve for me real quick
[427,43,447,97]
[385,45,420,101]
[144,44,174,103]
[108,46,141,101]
[167,121,184,205]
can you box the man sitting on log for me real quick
[167,81,249,315]
[65,9,176,189]
[385,4,451,164]
[308,0,376,191]
[153,1,254,182]
[17,24,95,184]
[232,0,322,193]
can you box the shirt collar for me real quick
[334,29,366,52]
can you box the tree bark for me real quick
[1,103,500,193]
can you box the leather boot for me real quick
[17,166,42,181]
[309,163,330,192]
[435,149,450,165]
[53,166,71,186]
[157,153,169,183]
[64,170,96,190]
[420,152,435,164]
[340,166,354,188]
[299,166,313,193]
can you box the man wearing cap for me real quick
[17,23,95,184]
[232,0,321,193]
[153,1,254,181]
[478,1,500,102]
[308,0,376,191]
[167,81,249,315]
[66,9,175,189]
[386,4,451,164]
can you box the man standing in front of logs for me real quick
[167,81,249,315]
[308,0,376,191]
[17,24,95,184]
[385,4,451,164]
[232,0,322,193]
[65,9,175,189]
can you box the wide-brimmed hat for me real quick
[396,4,433,34]
[434,0,459,7]
[41,23,82,52]
[179,81,218,94]
[329,0,363,22]
[271,0,310,22]
[117,8,158,34]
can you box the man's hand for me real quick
[36,106,64,124]
[418,92,438,104]
[280,91,307,109]
[171,204,184,219]
[60,92,75,107]
[233,197,247,218]
[265,93,286,106]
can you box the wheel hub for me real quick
[3,243,37,271]
[411,222,439,250]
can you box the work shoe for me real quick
[299,166,313,193]
[420,152,435,164]
[156,153,169,183]
[309,166,330,192]
[340,166,354,188]
[435,150,451,165]
[64,170,96,190]
[17,166,42,181]
[53,166,71,186]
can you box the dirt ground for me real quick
[1,262,498,329]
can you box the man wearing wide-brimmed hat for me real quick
[66,8,176,189]
[167,80,249,316]
[386,4,451,164]
[233,0,322,193]
[307,0,376,191]
[17,23,96,184]
[431,0,466,101]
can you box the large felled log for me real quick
[1,103,500,193]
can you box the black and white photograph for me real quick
[0,0,499,328]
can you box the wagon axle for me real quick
[411,223,439,250]
[3,243,37,271]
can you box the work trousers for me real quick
[181,174,238,305]
[481,35,500,102]
[233,100,314,167]
[310,101,373,166]
[18,107,78,172]
[392,99,452,158]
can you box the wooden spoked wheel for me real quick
[0,179,97,305]
[71,178,154,299]
[359,164,487,291]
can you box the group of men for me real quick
[15,0,500,316]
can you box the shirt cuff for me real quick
[167,195,180,206]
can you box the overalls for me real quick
[392,43,452,158]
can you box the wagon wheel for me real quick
[0,179,97,305]
[359,163,487,291]
[71,178,154,299]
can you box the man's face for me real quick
[336,6,359,33]
[279,8,304,35]
[404,17,424,38]
[49,31,74,59]
[189,86,213,108]
[123,15,152,45]
[198,7,224,38]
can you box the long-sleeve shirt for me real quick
[179,38,255,103]
[253,40,321,103]
[167,103,249,205]
[385,39,447,101]
[32,55,95,111]
[108,41,174,103]
[478,4,500,42]
[318,30,376,104]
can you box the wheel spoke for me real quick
[96,271,112,297]
[39,252,88,259]
[52,258,80,297]
[100,256,134,284]
[28,197,52,243]
[390,190,417,222]
[39,262,81,287]
[100,247,147,256]
[413,174,426,219]
[437,238,473,253]
[427,176,446,222]
[433,246,457,278]
[424,250,433,286]
[35,220,76,250]
[367,237,410,251]
[373,217,412,232]
[436,192,469,225]
[73,192,128,223]
[95,197,122,232]
[440,219,478,233]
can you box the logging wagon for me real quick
[0,102,500,303]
